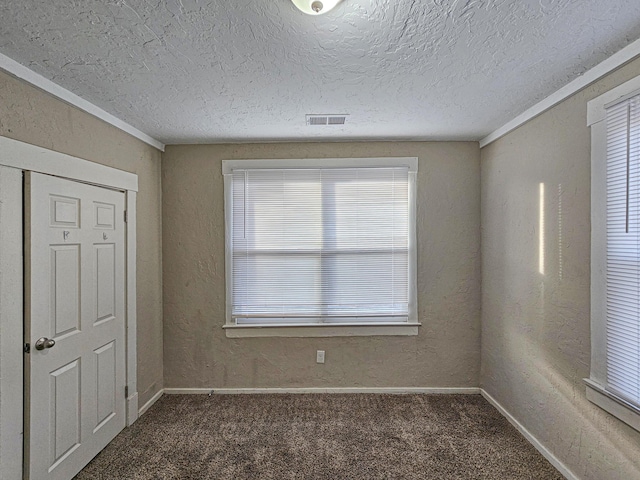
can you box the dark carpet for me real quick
[75,394,563,479]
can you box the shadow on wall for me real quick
[486,177,640,478]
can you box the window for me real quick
[588,76,640,432]
[222,158,419,338]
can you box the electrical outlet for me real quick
[316,350,325,364]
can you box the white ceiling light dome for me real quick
[291,0,341,15]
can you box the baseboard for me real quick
[138,389,164,416]
[480,389,579,480]
[164,387,481,395]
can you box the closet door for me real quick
[25,172,126,480]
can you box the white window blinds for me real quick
[606,94,640,408]
[229,166,411,325]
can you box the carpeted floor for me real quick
[75,394,563,479]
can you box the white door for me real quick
[24,172,127,480]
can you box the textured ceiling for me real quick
[1,0,640,144]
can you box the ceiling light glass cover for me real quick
[291,0,341,15]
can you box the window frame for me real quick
[587,74,640,432]
[222,157,420,338]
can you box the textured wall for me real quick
[481,58,640,479]
[162,142,480,389]
[0,69,163,407]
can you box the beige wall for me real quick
[0,70,164,407]
[481,58,640,479]
[162,142,481,389]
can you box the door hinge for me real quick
[125,386,129,398]
[24,343,30,354]
[124,210,128,223]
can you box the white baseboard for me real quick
[164,387,481,395]
[480,389,578,480]
[138,389,164,416]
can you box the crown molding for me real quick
[480,37,640,148]
[0,52,165,152]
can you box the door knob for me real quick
[35,337,55,350]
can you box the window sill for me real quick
[584,378,640,433]
[223,322,421,338]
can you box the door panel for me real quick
[49,195,80,228]
[94,341,116,431]
[50,359,81,466]
[93,202,115,229]
[95,244,116,324]
[25,172,126,480]
[50,245,81,336]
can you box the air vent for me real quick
[306,114,348,126]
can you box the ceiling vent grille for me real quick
[306,114,348,126]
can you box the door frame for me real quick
[0,135,139,480]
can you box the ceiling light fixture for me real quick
[291,0,341,15]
